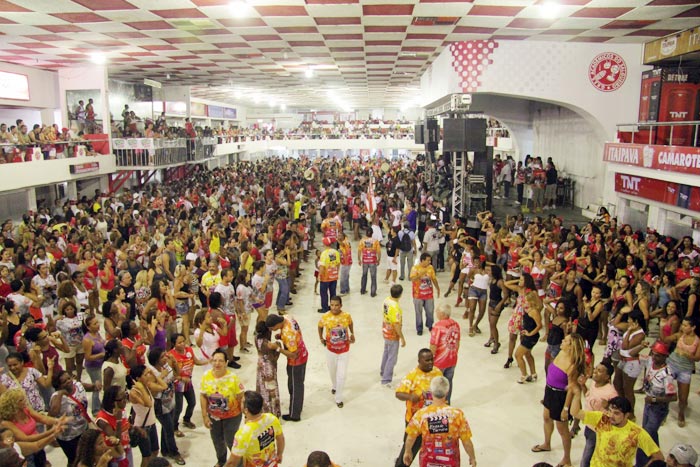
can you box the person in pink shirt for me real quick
[578,361,618,467]
[429,304,461,403]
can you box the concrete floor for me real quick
[46,211,699,466]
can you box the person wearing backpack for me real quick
[397,225,415,281]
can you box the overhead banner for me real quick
[603,142,700,176]
[643,28,700,64]
[615,173,700,213]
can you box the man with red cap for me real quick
[318,237,340,313]
[637,340,677,467]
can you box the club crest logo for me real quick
[589,52,627,92]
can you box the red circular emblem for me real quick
[588,52,627,92]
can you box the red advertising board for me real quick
[614,173,679,205]
[690,187,700,212]
[603,142,700,176]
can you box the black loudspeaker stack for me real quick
[442,119,486,152]
[414,123,425,144]
[425,119,439,151]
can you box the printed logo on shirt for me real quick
[427,414,450,434]
[257,426,275,450]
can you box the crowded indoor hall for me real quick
[1,1,700,467]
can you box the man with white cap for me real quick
[667,444,698,467]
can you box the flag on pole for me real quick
[366,172,376,215]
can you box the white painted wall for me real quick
[0,155,117,192]
[0,108,42,127]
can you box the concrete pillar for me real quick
[27,188,37,213]
[66,180,78,201]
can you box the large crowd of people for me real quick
[0,153,698,467]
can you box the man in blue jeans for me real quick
[358,228,381,297]
[409,253,440,336]
[637,341,677,467]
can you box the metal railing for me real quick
[214,132,415,143]
[0,139,109,163]
[113,137,217,167]
[616,120,700,147]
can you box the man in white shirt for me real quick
[422,220,442,272]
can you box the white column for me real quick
[27,188,37,213]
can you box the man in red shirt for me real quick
[358,228,381,297]
[429,304,461,403]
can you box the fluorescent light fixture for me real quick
[90,52,106,65]
[539,1,560,19]
[229,0,251,18]
[268,98,276,107]
[234,90,242,99]
[253,94,261,104]
[280,104,287,111]
[305,67,314,78]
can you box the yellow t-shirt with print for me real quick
[200,370,244,420]
[230,413,283,466]
[382,298,402,341]
[396,367,443,423]
[583,411,660,467]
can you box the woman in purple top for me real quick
[532,334,587,467]
[82,315,105,415]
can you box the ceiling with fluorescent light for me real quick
[0,0,698,111]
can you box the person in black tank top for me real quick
[486,265,507,355]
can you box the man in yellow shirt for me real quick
[404,376,477,467]
[226,391,285,467]
[381,284,405,387]
[318,296,355,408]
[395,349,442,467]
[571,393,663,467]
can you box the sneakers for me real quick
[514,201,521,205]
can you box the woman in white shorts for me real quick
[614,309,646,420]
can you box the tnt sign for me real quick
[620,175,641,192]
[615,173,681,206]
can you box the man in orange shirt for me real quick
[409,253,441,336]
[318,237,341,314]
[318,296,355,408]
[358,228,381,297]
[395,349,442,467]
[403,376,477,467]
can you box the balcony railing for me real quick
[0,138,110,164]
[113,137,216,167]
[616,120,700,147]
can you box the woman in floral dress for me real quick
[254,321,281,417]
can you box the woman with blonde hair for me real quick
[173,263,195,339]
[531,334,588,467]
[134,269,151,318]
[514,290,543,384]
[0,388,66,467]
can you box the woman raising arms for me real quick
[532,334,588,467]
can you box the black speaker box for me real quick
[443,119,486,152]
[425,119,439,151]
[414,124,425,144]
